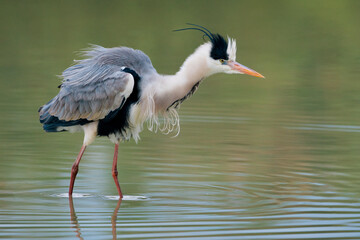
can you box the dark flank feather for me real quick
[97,67,141,139]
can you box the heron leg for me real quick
[112,143,123,198]
[69,145,86,196]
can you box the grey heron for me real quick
[39,24,264,198]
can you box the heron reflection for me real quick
[69,196,122,239]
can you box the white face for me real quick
[208,58,240,74]
[208,38,264,78]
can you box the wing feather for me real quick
[45,64,134,121]
[40,45,157,123]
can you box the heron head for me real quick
[208,33,264,78]
[175,24,264,78]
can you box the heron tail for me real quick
[39,99,91,132]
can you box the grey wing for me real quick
[44,64,134,121]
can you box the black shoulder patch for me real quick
[210,34,228,60]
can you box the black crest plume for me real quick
[174,23,229,60]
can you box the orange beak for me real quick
[228,61,265,78]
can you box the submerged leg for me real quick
[69,145,86,196]
[112,143,123,198]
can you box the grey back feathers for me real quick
[39,45,155,122]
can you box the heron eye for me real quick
[219,59,225,64]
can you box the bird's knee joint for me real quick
[112,170,118,177]
[71,164,79,175]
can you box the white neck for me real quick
[176,43,214,81]
[153,43,214,112]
